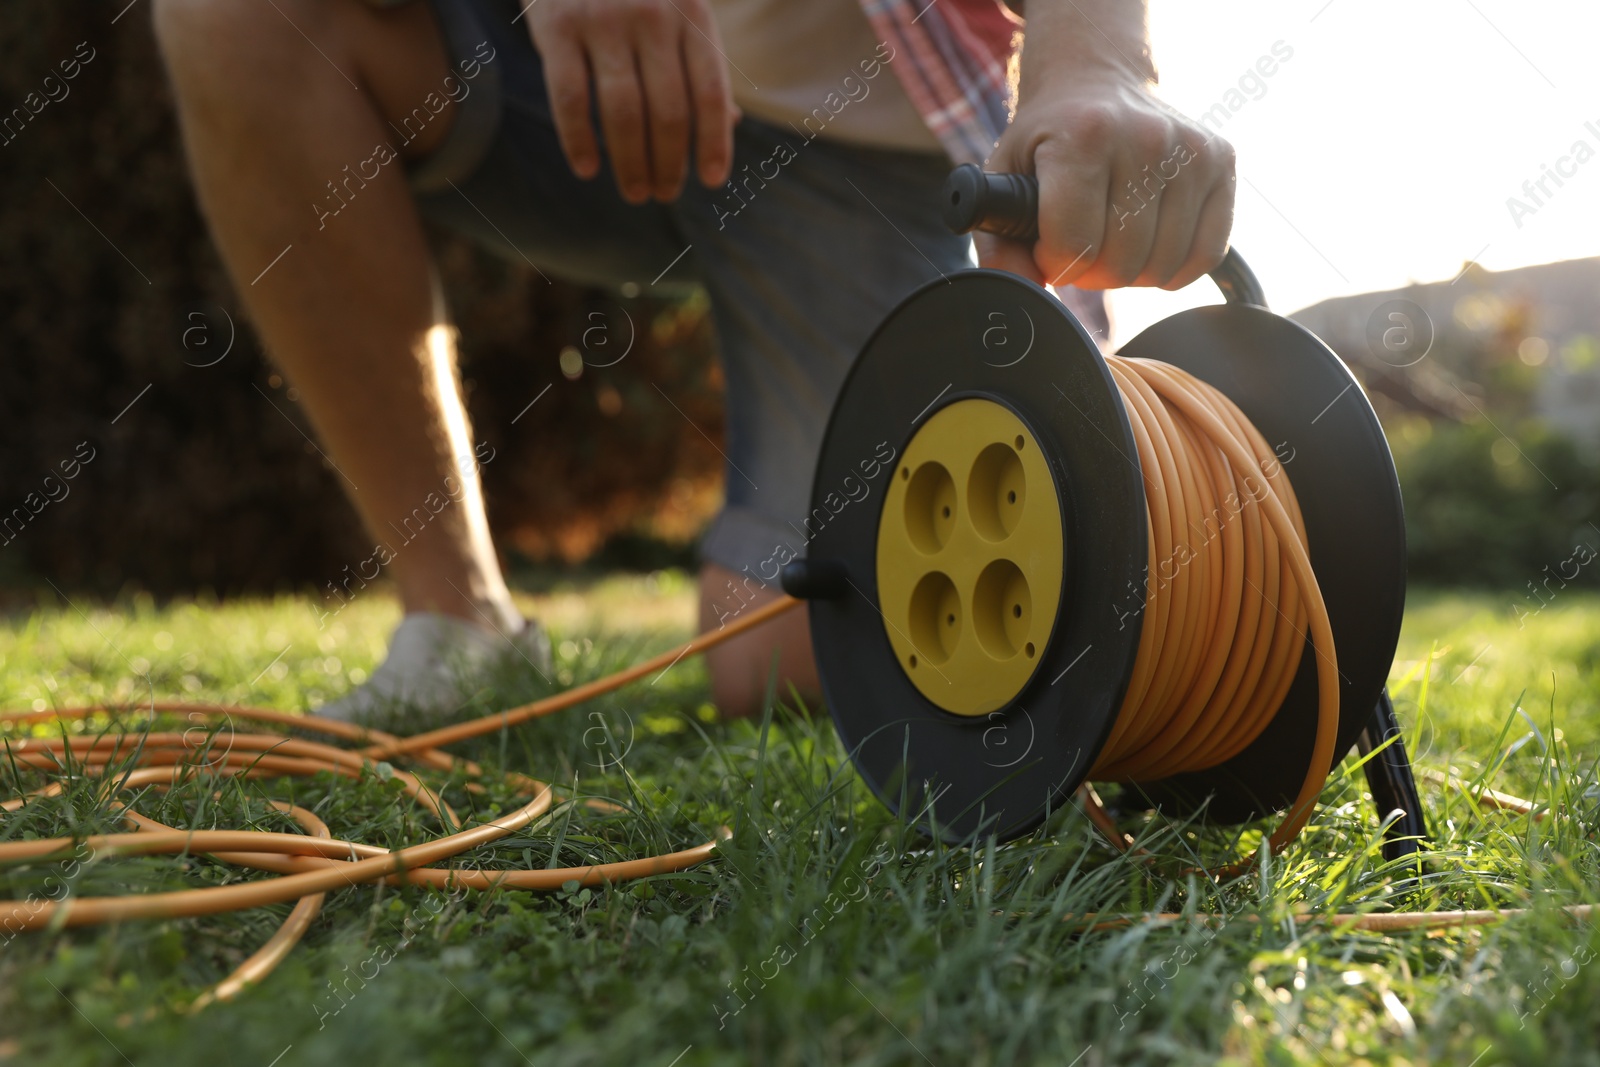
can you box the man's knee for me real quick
[156,0,454,155]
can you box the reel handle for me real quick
[943,163,1267,309]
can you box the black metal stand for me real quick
[1357,689,1428,863]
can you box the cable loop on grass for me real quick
[0,597,797,1008]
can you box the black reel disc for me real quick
[801,270,1145,842]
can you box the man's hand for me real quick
[980,1,1235,291]
[526,0,736,204]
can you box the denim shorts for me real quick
[411,0,970,579]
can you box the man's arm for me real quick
[981,0,1236,291]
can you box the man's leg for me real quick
[674,123,971,719]
[698,563,818,715]
[156,0,830,720]
[152,0,519,634]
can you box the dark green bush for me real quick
[1391,418,1600,588]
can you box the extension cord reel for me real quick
[783,166,1426,857]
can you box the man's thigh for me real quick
[411,0,688,288]
[672,121,969,586]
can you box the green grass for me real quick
[1,578,1598,1066]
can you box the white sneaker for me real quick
[314,612,553,724]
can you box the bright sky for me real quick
[1107,0,1600,340]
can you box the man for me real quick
[151,0,1234,720]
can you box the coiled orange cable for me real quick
[1088,355,1340,856]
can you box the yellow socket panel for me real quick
[876,398,1064,716]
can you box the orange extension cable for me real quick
[0,598,797,1007]
[0,359,1588,1013]
[1088,355,1340,857]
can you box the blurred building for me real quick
[1290,257,1600,451]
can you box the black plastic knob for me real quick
[943,163,1039,241]
[779,559,848,601]
[941,163,1268,308]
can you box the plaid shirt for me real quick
[857,0,1020,165]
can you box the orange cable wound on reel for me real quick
[1090,354,1340,856]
